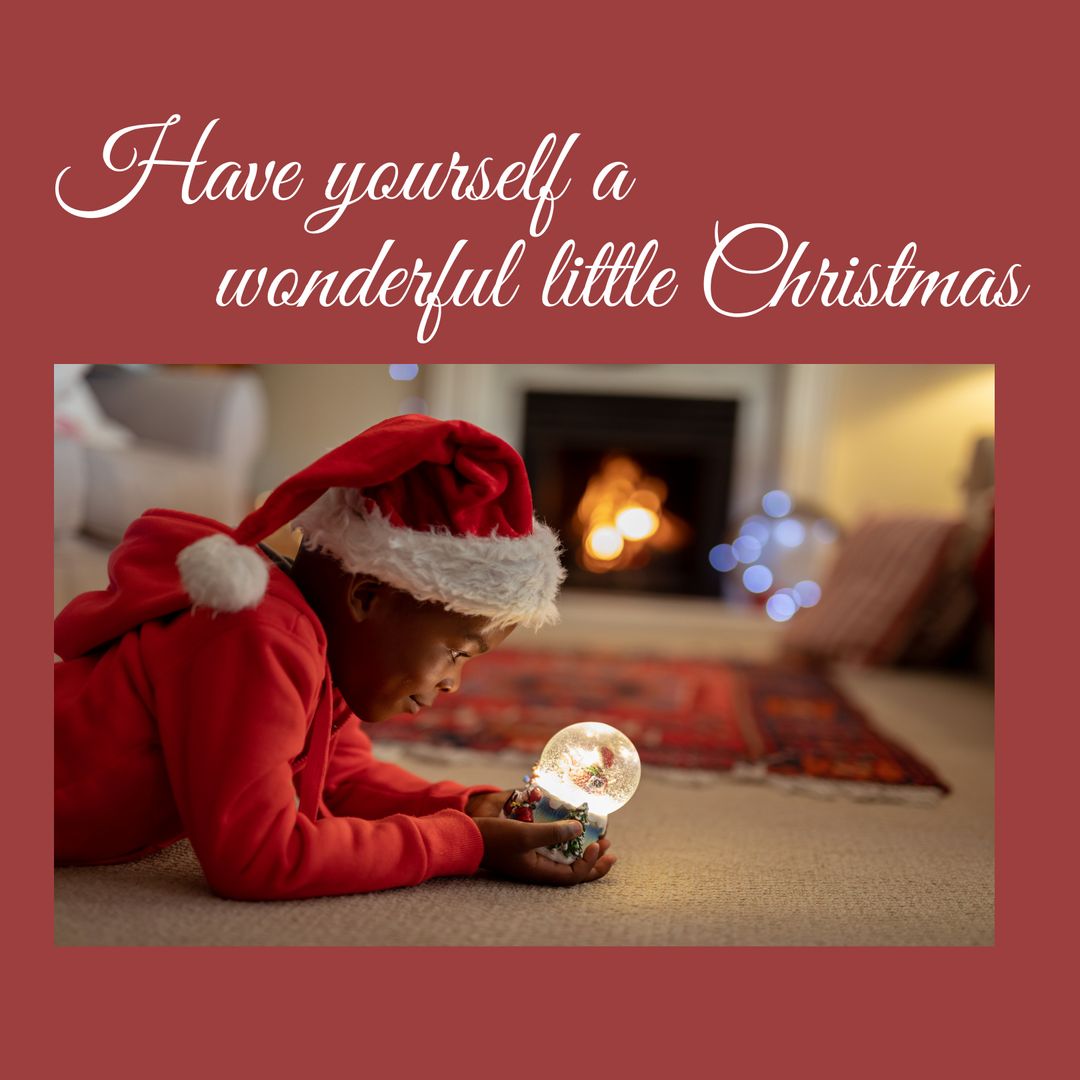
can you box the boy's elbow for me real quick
[198,810,316,901]
[203,861,283,901]
[200,838,305,901]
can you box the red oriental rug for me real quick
[369,649,950,803]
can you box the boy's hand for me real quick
[470,815,617,886]
[464,789,515,819]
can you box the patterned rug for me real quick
[369,649,950,802]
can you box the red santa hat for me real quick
[176,414,565,629]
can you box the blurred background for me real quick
[53,362,994,676]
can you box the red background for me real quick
[10,2,1075,1076]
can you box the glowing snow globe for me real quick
[502,722,641,863]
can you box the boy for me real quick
[54,415,616,900]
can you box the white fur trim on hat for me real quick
[177,533,270,612]
[293,489,565,629]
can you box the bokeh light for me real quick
[766,592,798,622]
[743,565,773,593]
[793,580,822,607]
[632,489,662,513]
[762,490,792,517]
[774,518,807,548]
[585,525,624,561]
[739,516,772,545]
[574,456,684,575]
[615,505,660,541]
[389,364,420,381]
[732,535,762,563]
[709,543,738,572]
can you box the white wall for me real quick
[782,364,995,525]
[252,364,427,492]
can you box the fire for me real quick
[585,525,625,560]
[575,455,688,573]
[614,506,659,541]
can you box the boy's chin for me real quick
[349,698,388,724]
[353,695,422,724]
[359,700,414,724]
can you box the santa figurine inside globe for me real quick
[502,721,641,863]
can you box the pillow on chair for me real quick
[783,516,959,665]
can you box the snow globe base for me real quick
[502,783,607,864]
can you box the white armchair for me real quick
[54,367,268,612]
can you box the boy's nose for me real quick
[436,671,461,694]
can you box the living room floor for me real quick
[54,593,994,946]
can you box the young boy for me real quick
[54,414,616,900]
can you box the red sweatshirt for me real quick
[54,509,497,900]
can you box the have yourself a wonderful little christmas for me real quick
[54,116,1030,343]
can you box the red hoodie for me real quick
[54,509,496,900]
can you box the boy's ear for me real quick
[345,575,384,622]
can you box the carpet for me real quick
[370,650,950,801]
[55,664,993,945]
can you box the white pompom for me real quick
[176,534,269,612]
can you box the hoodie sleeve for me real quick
[152,611,485,900]
[323,694,502,820]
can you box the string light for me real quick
[793,580,822,607]
[388,364,419,381]
[709,543,738,572]
[743,565,773,593]
[739,516,772,545]
[766,592,798,621]
[762,490,792,517]
[732,535,763,563]
[709,490,833,621]
[773,518,807,548]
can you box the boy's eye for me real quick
[448,649,470,662]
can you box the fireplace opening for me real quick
[523,391,738,597]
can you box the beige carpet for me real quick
[55,595,994,946]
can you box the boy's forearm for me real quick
[200,806,486,901]
[324,754,501,819]
[322,712,500,819]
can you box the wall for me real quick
[812,364,995,525]
[252,364,426,492]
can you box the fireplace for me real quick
[522,391,738,597]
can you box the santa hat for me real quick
[176,415,565,629]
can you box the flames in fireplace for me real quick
[574,454,690,574]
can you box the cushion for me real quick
[784,516,958,665]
